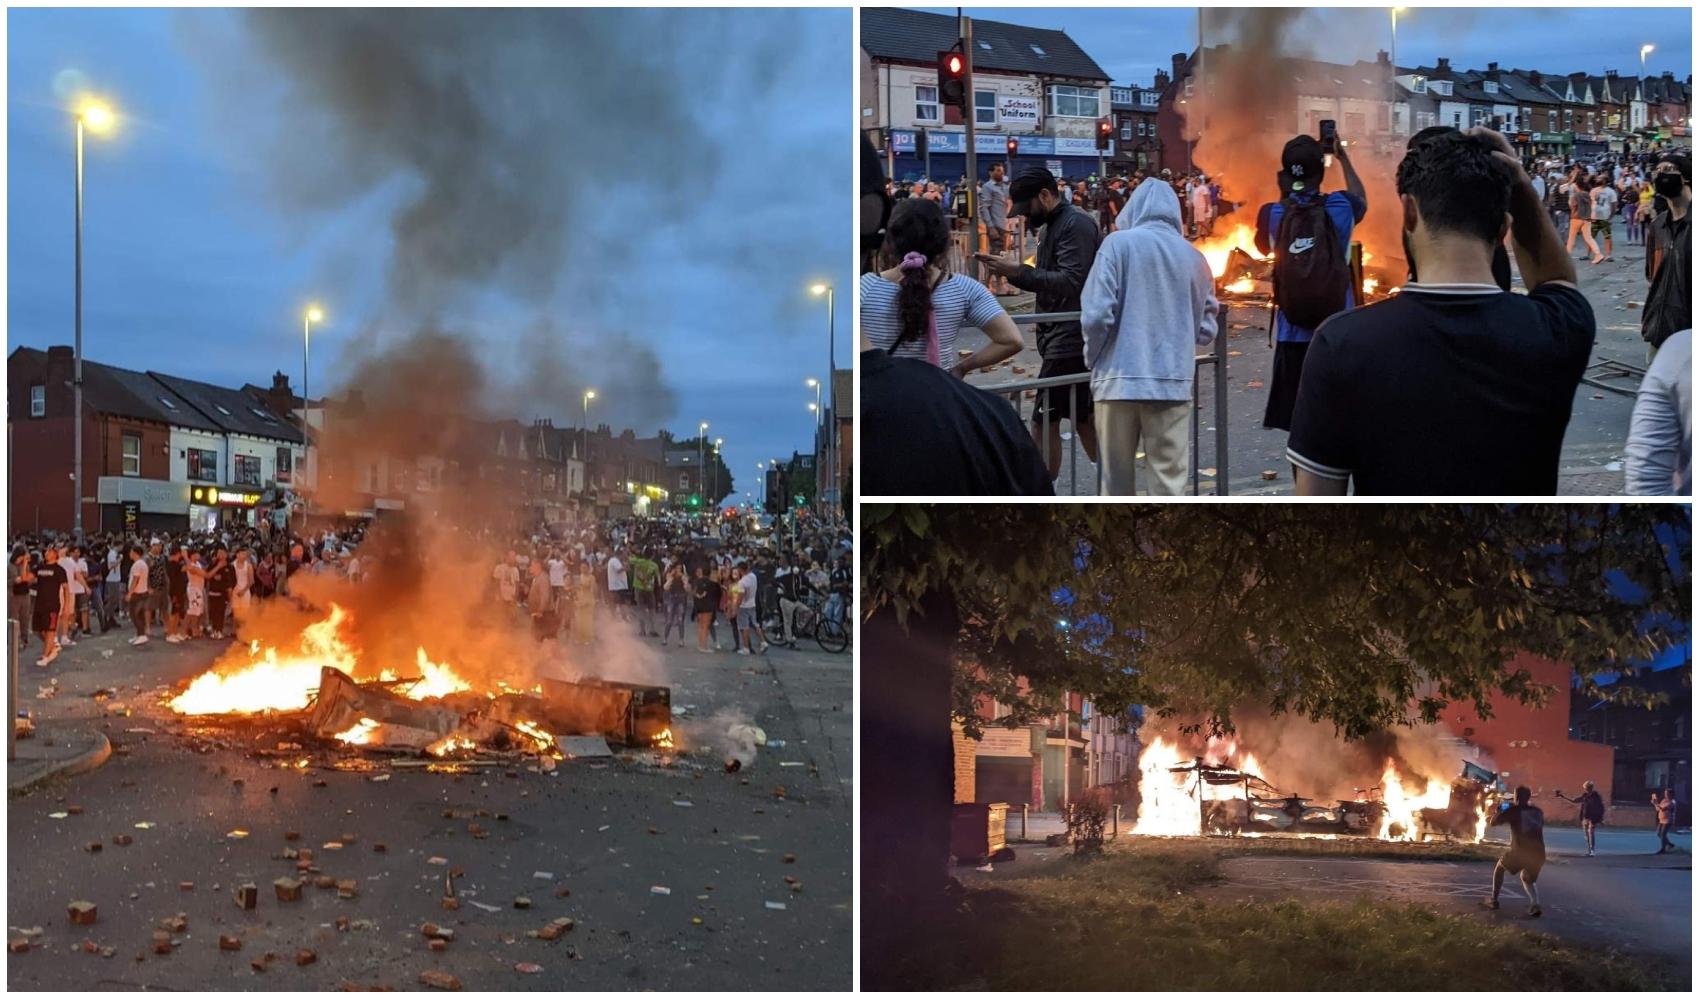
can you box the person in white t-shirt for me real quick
[232,547,255,620]
[103,547,122,627]
[126,543,151,645]
[493,551,520,605]
[606,549,631,622]
[734,562,764,655]
[63,545,89,643]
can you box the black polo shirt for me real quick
[1287,282,1594,495]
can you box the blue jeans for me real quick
[825,593,844,625]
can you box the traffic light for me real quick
[915,129,928,158]
[937,46,966,109]
[1096,119,1112,151]
[688,495,700,508]
[1006,136,1018,159]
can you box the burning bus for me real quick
[1134,731,1505,844]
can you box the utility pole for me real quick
[961,10,979,258]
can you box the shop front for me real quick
[1528,131,1573,157]
[97,476,190,534]
[187,485,264,531]
[887,130,1114,184]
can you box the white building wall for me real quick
[169,427,227,485]
[228,433,305,488]
[867,59,1105,139]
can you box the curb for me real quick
[7,731,113,794]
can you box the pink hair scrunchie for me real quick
[899,251,928,271]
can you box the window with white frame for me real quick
[1110,87,1132,105]
[1120,118,1132,140]
[974,89,997,126]
[915,84,940,123]
[1431,80,1453,96]
[122,433,141,477]
[1483,80,1499,94]
[1048,84,1100,118]
[1411,77,1427,94]
[187,448,219,483]
[1140,91,1158,106]
[29,384,45,417]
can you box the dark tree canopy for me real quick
[863,504,1690,739]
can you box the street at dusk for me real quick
[7,8,853,991]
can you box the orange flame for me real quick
[1196,224,1265,278]
[653,728,676,750]
[168,604,474,716]
[334,717,379,746]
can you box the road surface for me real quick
[6,622,852,991]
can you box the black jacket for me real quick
[1009,201,1101,360]
[1643,208,1690,350]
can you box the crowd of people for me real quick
[490,511,853,655]
[860,130,1691,497]
[8,509,853,670]
[9,524,369,666]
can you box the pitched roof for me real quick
[150,371,302,442]
[11,347,221,431]
[1484,70,1559,105]
[860,7,1109,82]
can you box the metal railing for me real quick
[977,310,1231,496]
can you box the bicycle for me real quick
[757,595,849,654]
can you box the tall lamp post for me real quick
[301,305,323,524]
[581,389,596,430]
[71,97,117,538]
[713,437,724,509]
[697,421,709,508]
[806,377,823,513]
[809,284,835,510]
[1390,8,1406,135]
[756,461,766,511]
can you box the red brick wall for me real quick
[1439,652,1615,821]
[951,723,976,804]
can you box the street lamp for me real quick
[1390,8,1407,135]
[300,305,324,523]
[809,284,835,510]
[581,388,596,430]
[70,96,117,538]
[697,421,709,507]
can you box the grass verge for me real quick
[865,841,1680,991]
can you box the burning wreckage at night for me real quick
[1132,734,1506,845]
[162,603,677,767]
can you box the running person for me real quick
[1484,785,1545,917]
[1555,781,1606,856]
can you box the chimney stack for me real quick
[1171,52,1187,83]
[1435,57,1451,75]
[1154,69,1170,91]
[1528,70,1543,87]
[1606,69,1619,80]
[1662,70,1674,81]
[1377,49,1391,66]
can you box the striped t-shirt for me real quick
[858,271,1006,368]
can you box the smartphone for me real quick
[1319,119,1338,155]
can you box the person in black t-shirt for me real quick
[862,340,1053,496]
[1485,785,1545,918]
[206,546,236,640]
[31,546,70,667]
[1555,781,1607,856]
[1289,128,1593,495]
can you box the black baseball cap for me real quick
[1008,166,1059,204]
[1655,150,1691,181]
[1281,135,1327,192]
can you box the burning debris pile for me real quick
[1134,717,1502,844]
[165,600,673,760]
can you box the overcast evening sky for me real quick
[920,6,1692,87]
[8,9,851,506]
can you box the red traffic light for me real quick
[946,54,963,75]
[1098,120,1112,135]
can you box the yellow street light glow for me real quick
[809,283,830,296]
[584,389,597,400]
[77,99,116,134]
[305,306,325,323]
[1641,44,1656,56]
[805,377,819,387]
[808,402,819,412]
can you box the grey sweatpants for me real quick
[1097,399,1190,497]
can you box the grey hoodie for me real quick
[1081,178,1220,402]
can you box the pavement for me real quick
[959,234,1652,496]
[5,616,852,990]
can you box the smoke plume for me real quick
[1183,9,1406,272]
